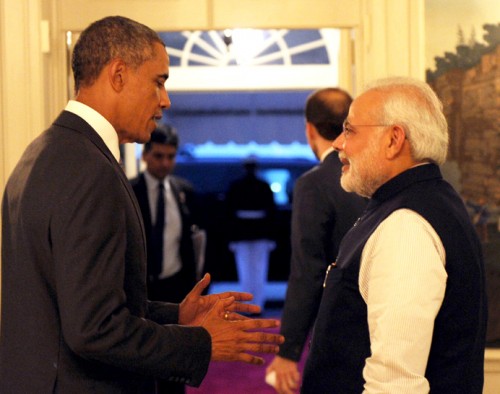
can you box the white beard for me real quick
[340,140,386,198]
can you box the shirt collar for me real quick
[144,171,169,190]
[369,163,440,209]
[320,146,335,162]
[65,100,120,163]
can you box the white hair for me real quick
[363,77,449,165]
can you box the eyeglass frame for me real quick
[342,120,393,138]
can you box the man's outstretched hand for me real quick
[202,297,284,364]
[179,273,284,364]
[179,273,262,326]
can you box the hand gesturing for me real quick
[179,273,284,364]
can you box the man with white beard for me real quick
[301,77,487,394]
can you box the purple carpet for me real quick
[187,322,308,394]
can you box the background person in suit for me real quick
[226,158,277,310]
[131,125,199,394]
[131,125,198,304]
[0,15,284,394]
[266,88,366,393]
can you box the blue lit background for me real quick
[144,29,335,206]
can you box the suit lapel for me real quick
[169,177,189,218]
[53,111,147,254]
[135,174,153,230]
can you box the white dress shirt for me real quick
[65,100,120,162]
[359,208,447,393]
[319,146,334,162]
[144,172,182,278]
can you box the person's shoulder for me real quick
[315,156,344,186]
[298,160,329,184]
[292,167,323,201]
[129,173,145,188]
[37,125,113,175]
[296,165,318,185]
[321,152,342,169]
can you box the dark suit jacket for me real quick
[130,173,197,296]
[225,174,276,241]
[278,151,366,361]
[0,111,211,393]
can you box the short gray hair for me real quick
[363,77,449,165]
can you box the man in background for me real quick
[302,77,487,393]
[266,88,366,393]
[131,125,198,304]
[226,158,277,310]
[131,125,199,393]
[0,15,283,393]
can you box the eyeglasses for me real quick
[342,121,392,138]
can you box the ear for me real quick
[108,58,127,92]
[385,125,407,160]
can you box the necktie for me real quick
[150,182,165,278]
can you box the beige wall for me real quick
[0,0,46,185]
[485,349,500,394]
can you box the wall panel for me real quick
[0,0,45,181]
[212,0,361,29]
[58,0,210,31]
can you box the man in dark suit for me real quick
[131,125,199,394]
[266,88,366,393]
[131,125,198,305]
[0,16,283,394]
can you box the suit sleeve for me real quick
[147,300,180,324]
[278,174,333,361]
[51,152,211,386]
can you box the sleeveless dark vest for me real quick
[301,164,487,394]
